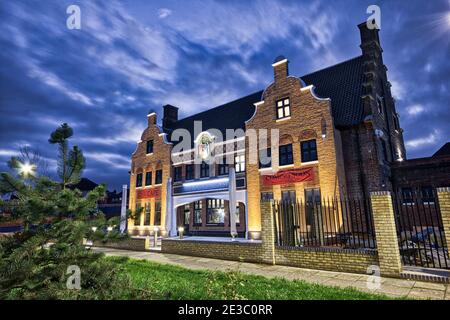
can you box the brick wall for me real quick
[437,187,450,254]
[370,191,402,277]
[162,238,263,263]
[275,247,378,274]
[128,112,172,236]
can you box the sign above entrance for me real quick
[262,167,314,186]
[136,187,161,200]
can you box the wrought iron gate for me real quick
[393,189,449,269]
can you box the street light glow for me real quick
[18,162,35,177]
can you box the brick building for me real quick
[128,22,407,239]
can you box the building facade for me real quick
[128,23,407,239]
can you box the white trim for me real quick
[245,100,264,124]
[276,116,291,123]
[258,167,273,172]
[278,164,294,169]
[146,152,154,156]
[147,112,156,117]
[271,58,288,67]
[154,183,162,187]
[300,84,331,102]
[300,160,318,166]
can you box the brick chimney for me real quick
[162,104,178,129]
[147,110,156,126]
[272,55,288,84]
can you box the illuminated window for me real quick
[145,172,152,186]
[206,199,225,224]
[279,144,293,166]
[301,140,318,162]
[183,204,190,226]
[143,203,150,225]
[194,201,202,225]
[136,173,143,187]
[154,201,161,225]
[146,140,154,154]
[276,98,290,119]
[235,154,245,173]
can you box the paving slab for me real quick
[413,281,447,291]
[408,288,446,300]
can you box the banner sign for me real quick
[262,167,314,186]
[136,187,161,200]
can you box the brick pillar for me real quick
[436,187,450,256]
[260,201,275,265]
[370,191,402,277]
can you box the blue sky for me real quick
[0,0,449,190]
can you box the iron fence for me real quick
[393,189,449,269]
[271,197,376,249]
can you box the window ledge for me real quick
[276,116,291,123]
[301,160,319,166]
[154,183,162,187]
[278,164,294,169]
[146,152,154,156]
[258,167,273,172]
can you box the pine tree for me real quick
[48,123,85,189]
[0,124,133,299]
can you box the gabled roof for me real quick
[433,142,450,157]
[164,56,366,144]
[302,56,365,127]
[165,91,262,145]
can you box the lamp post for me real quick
[178,226,184,239]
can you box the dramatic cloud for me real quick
[0,0,449,189]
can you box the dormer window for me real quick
[276,98,290,119]
[146,140,154,154]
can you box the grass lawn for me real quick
[109,257,402,300]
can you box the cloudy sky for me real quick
[0,0,449,190]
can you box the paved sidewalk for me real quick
[93,247,449,300]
